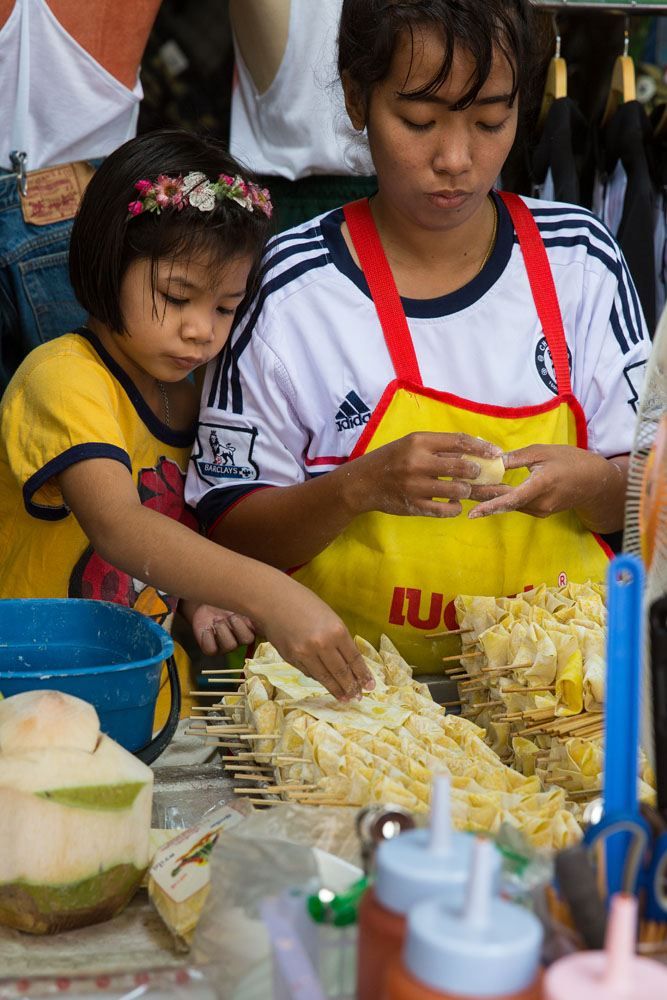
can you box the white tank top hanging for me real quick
[230,0,373,180]
[0,0,142,171]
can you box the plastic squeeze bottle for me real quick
[356,775,501,1000]
[543,893,667,1000]
[385,837,543,1000]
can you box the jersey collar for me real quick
[319,188,514,319]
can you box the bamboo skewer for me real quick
[202,668,246,675]
[190,705,235,714]
[442,651,485,664]
[203,726,253,735]
[501,685,556,694]
[211,742,252,749]
[189,687,242,695]
[234,785,318,795]
[481,663,534,674]
[228,765,273,774]
[565,787,602,799]
[220,753,303,764]
[238,733,281,741]
[425,627,474,638]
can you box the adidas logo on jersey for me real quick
[335,391,371,432]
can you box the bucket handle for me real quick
[135,654,181,765]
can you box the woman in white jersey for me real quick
[186,0,650,672]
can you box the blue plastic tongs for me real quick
[584,554,653,900]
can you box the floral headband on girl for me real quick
[128,172,273,219]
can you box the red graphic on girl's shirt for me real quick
[68,457,196,623]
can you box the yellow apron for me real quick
[294,193,610,670]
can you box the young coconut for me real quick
[0,690,153,934]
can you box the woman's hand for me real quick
[257,578,376,702]
[468,445,627,532]
[185,602,256,655]
[342,432,503,519]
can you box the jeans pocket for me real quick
[19,249,86,345]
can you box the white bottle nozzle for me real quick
[464,837,495,931]
[429,772,452,856]
[604,893,637,990]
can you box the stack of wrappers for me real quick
[221,633,583,851]
[453,581,655,819]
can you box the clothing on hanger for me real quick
[531,96,590,205]
[650,104,667,322]
[594,100,657,335]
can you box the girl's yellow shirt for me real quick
[0,329,196,629]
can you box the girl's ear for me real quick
[341,70,367,132]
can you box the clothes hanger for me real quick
[601,19,636,127]
[538,17,567,130]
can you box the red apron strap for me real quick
[498,191,572,397]
[343,199,423,385]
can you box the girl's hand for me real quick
[259,581,376,702]
[344,432,503,518]
[186,602,256,654]
[467,445,624,526]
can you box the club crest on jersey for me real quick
[535,336,572,395]
[335,390,371,432]
[193,423,259,485]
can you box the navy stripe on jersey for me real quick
[222,252,331,413]
[266,224,322,251]
[533,217,617,253]
[197,482,269,534]
[208,236,328,408]
[526,209,644,354]
[529,207,645,349]
[209,225,330,412]
[538,237,641,354]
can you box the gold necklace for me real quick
[156,380,170,427]
[476,197,498,276]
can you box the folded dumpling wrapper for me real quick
[583,654,605,713]
[288,695,410,734]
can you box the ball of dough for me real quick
[461,454,506,485]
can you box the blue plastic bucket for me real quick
[0,599,180,762]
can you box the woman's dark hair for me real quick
[338,0,540,117]
[70,129,272,333]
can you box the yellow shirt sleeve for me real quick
[1,341,130,517]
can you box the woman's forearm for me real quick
[575,455,628,534]
[212,467,363,569]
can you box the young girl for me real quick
[0,129,373,702]
[186,1,650,672]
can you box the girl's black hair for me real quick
[338,0,539,117]
[70,129,272,334]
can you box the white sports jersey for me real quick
[186,193,650,532]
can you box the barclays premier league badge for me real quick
[193,423,259,485]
